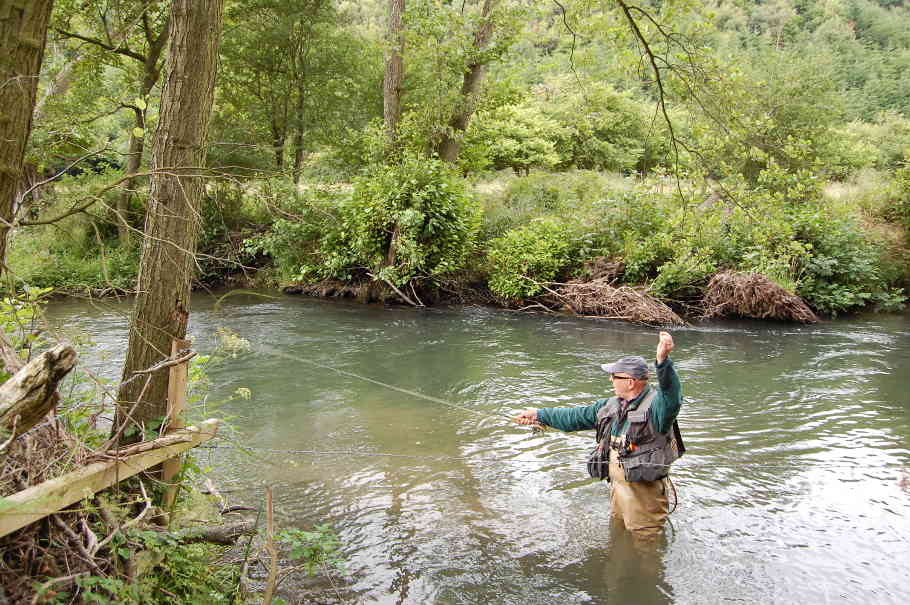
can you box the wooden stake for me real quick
[0,419,220,539]
[262,487,278,605]
[161,338,191,515]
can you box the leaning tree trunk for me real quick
[382,0,404,147]
[435,0,496,164]
[115,0,224,441]
[0,0,55,273]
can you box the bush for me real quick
[7,224,139,293]
[463,80,663,176]
[251,157,481,288]
[343,156,481,286]
[486,217,575,299]
[463,104,563,174]
[476,170,636,240]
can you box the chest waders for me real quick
[586,388,685,482]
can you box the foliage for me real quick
[213,0,382,172]
[881,162,910,237]
[276,525,344,576]
[476,169,637,240]
[463,103,563,174]
[486,217,575,299]
[6,224,139,294]
[48,532,239,605]
[463,80,666,176]
[251,156,481,289]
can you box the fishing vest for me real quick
[588,387,685,483]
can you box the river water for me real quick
[46,293,910,604]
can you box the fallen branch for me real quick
[93,432,194,460]
[0,344,77,442]
[171,520,256,545]
[30,572,90,605]
[203,477,255,516]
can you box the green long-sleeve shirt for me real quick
[537,358,682,435]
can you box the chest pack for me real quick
[586,388,685,483]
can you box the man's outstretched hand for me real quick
[656,331,674,363]
[514,409,539,425]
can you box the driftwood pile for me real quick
[702,271,818,323]
[554,278,686,326]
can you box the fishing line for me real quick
[250,348,910,470]
[198,444,910,470]
[258,344,578,435]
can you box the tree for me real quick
[115,0,224,442]
[215,0,380,177]
[383,0,404,145]
[434,0,497,163]
[0,0,55,273]
[52,0,171,245]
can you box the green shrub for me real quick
[486,217,574,299]
[7,225,139,293]
[882,163,910,233]
[250,156,481,288]
[463,104,563,174]
[476,170,636,241]
[342,156,481,286]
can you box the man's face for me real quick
[610,374,641,399]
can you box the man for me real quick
[515,331,683,535]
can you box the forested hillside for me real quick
[8,0,910,319]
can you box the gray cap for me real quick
[600,355,649,379]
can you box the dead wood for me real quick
[702,271,818,323]
[172,520,256,545]
[0,344,77,443]
[552,277,686,326]
[0,333,25,375]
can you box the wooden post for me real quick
[161,338,191,516]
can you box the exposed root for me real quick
[552,277,686,326]
[701,271,818,323]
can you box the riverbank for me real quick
[7,168,910,322]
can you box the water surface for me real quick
[47,294,910,604]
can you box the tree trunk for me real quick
[435,0,496,164]
[116,21,170,247]
[115,0,224,440]
[292,88,306,185]
[0,0,55,272]
[383,0,405,145]
[271,120,286,171]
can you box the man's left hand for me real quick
[656,331,674,363]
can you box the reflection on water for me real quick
[46,294,910,604]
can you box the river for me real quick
[45,292,910,604]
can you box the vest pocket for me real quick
[621,445,672,482]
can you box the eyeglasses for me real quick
[610,374,634,381]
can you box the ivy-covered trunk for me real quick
[435,0,496,164]
[383,0,404,144]
[0,0,54,273]
[115,0,224,441]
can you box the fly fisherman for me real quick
[514,331,684,535]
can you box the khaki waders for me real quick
[608,448,669,536]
